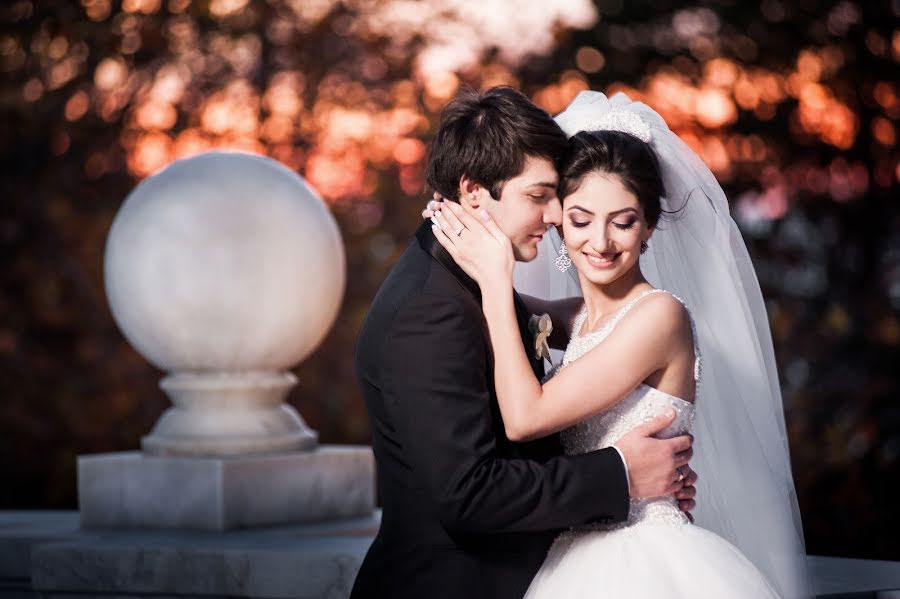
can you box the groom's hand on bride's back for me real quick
[675,467,698,522]
[616,409,696,505]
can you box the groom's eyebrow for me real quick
[526,181,558,190]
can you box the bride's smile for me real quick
[562,173,652,288]
[583,250,619,268]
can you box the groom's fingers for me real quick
[673,446,693,468]
[666,434,692,455]
[675,483,696,500]
[664,479,685,495]
[682,467,698,487]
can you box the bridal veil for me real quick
[514,91,813,598]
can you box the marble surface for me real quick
[103,151,345,457]
[1,511,379,599]
[2,510,900,598]
[78,446,375,530]
[32,535,372,599]
[0,512,80,580]
[142,372,319,457]
[808,556,900,598]
[104,151,345,374]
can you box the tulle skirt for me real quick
[525,522,780,598]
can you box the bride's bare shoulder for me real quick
[627,291,694,346]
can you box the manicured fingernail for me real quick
[480,209,489,221]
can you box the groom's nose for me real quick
[543,197,563,226]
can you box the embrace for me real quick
[351,87,812,598]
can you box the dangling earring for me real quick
[640,240,649,255]
[556,242,572,272]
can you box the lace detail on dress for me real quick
[550,288,701,531]
[563,288,701,385]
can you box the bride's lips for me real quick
[583,251,619,268]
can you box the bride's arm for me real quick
[481,286,689,441]
[519,294,582,349]
[431,201,691,442]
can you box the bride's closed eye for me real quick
[612,220,637,230]
[570,219,590,228]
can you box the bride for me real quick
[428,92,812,598]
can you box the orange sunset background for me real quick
[1,0,898,559]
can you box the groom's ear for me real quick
[459,176,491,210]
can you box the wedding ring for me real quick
[454,227,464,237]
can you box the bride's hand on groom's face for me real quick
[421,192,443,220]
[430,199,514,287]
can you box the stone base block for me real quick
[23,512,381,599]
[31,533,375,599]
[77,445,374,530]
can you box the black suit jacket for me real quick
[350,222,629,599]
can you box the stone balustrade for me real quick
[1,511,899,599]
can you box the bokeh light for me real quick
[2,0,898,562]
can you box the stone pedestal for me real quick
[141,372,319,457]
[78,445,374,531]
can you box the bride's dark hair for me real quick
[558,130,667,228]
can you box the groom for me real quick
[351,87,696,599]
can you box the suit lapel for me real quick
[415,222,481,300]
[416,221,559,457]
[416,222,545,380]
[513,292,546,380]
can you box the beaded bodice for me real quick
[552,289,701,530]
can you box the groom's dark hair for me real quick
[425,86,568,202]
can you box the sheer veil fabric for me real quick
[513,92,813,598]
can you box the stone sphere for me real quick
[104,151,345,372]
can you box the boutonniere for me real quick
[528,313,554,366]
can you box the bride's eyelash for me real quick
[613,221,636,230]
[569,220,636,229]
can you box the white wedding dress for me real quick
[524,289,781,599]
